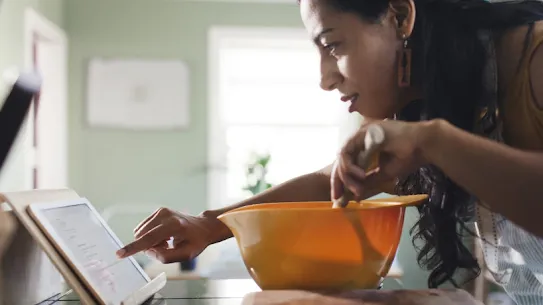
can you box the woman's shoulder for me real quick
[496,21,543,150]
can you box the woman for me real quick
[118,0,543,302]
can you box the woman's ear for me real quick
[389,0,416,38]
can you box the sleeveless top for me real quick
[475,23,543,305]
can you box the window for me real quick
[207,27,362,209]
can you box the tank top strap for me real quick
[520,23,543,68]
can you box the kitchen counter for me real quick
[41,279,260,305]
[39,278,481,305]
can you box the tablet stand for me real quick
[1,189,77,304]
[2,209,64,305]
[0,210,15,305]
[121,272,166,305]
[0,189,167,305]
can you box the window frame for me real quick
[208,26,316,210]
[207,26,362,210]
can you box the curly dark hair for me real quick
[301,0,543,288]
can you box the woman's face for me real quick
[300,0,416,119]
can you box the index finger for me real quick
[116,224,171,258]
[330,161,345,201]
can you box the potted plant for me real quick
[243,152,273,196]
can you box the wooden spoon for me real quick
[333,124,385,208]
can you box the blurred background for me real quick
[0,0,433,291]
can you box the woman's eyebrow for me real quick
[313,28,334,44]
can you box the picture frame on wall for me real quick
[86,58,190,130]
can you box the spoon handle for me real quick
[333,124,385,208]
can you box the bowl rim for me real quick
[217,194,428,219]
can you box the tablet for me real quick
[27,198,151,305]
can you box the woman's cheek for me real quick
[336,56,352,80]
[337,54,366,86]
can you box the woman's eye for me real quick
[323,43,340,56]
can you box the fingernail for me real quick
[116,249,126,258]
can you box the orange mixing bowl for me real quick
[217,194,428,291]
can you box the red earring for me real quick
[398,34,412,87]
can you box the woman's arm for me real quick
[202,163,392,242]
[421,43,543,238]
[423,119,543,237]
[201,164,333,242]
[118,161,395,260]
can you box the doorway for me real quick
[23,8,68,190]
[13,8,69,303]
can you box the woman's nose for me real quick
[320,57,341,91]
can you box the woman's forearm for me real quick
[217,168,333,213]
[200,165,334,242]
[423,119,543,237]
[202,163,392,242]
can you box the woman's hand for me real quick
[331,119,437,200]
[116,208,230,263]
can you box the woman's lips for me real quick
[340,94,359,113]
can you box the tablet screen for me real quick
[40,203,148,304]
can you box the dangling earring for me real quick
[397,33,412,88]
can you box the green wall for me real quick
[0,0,64,191]
[65,0,303,215]
[69,0,427,289]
